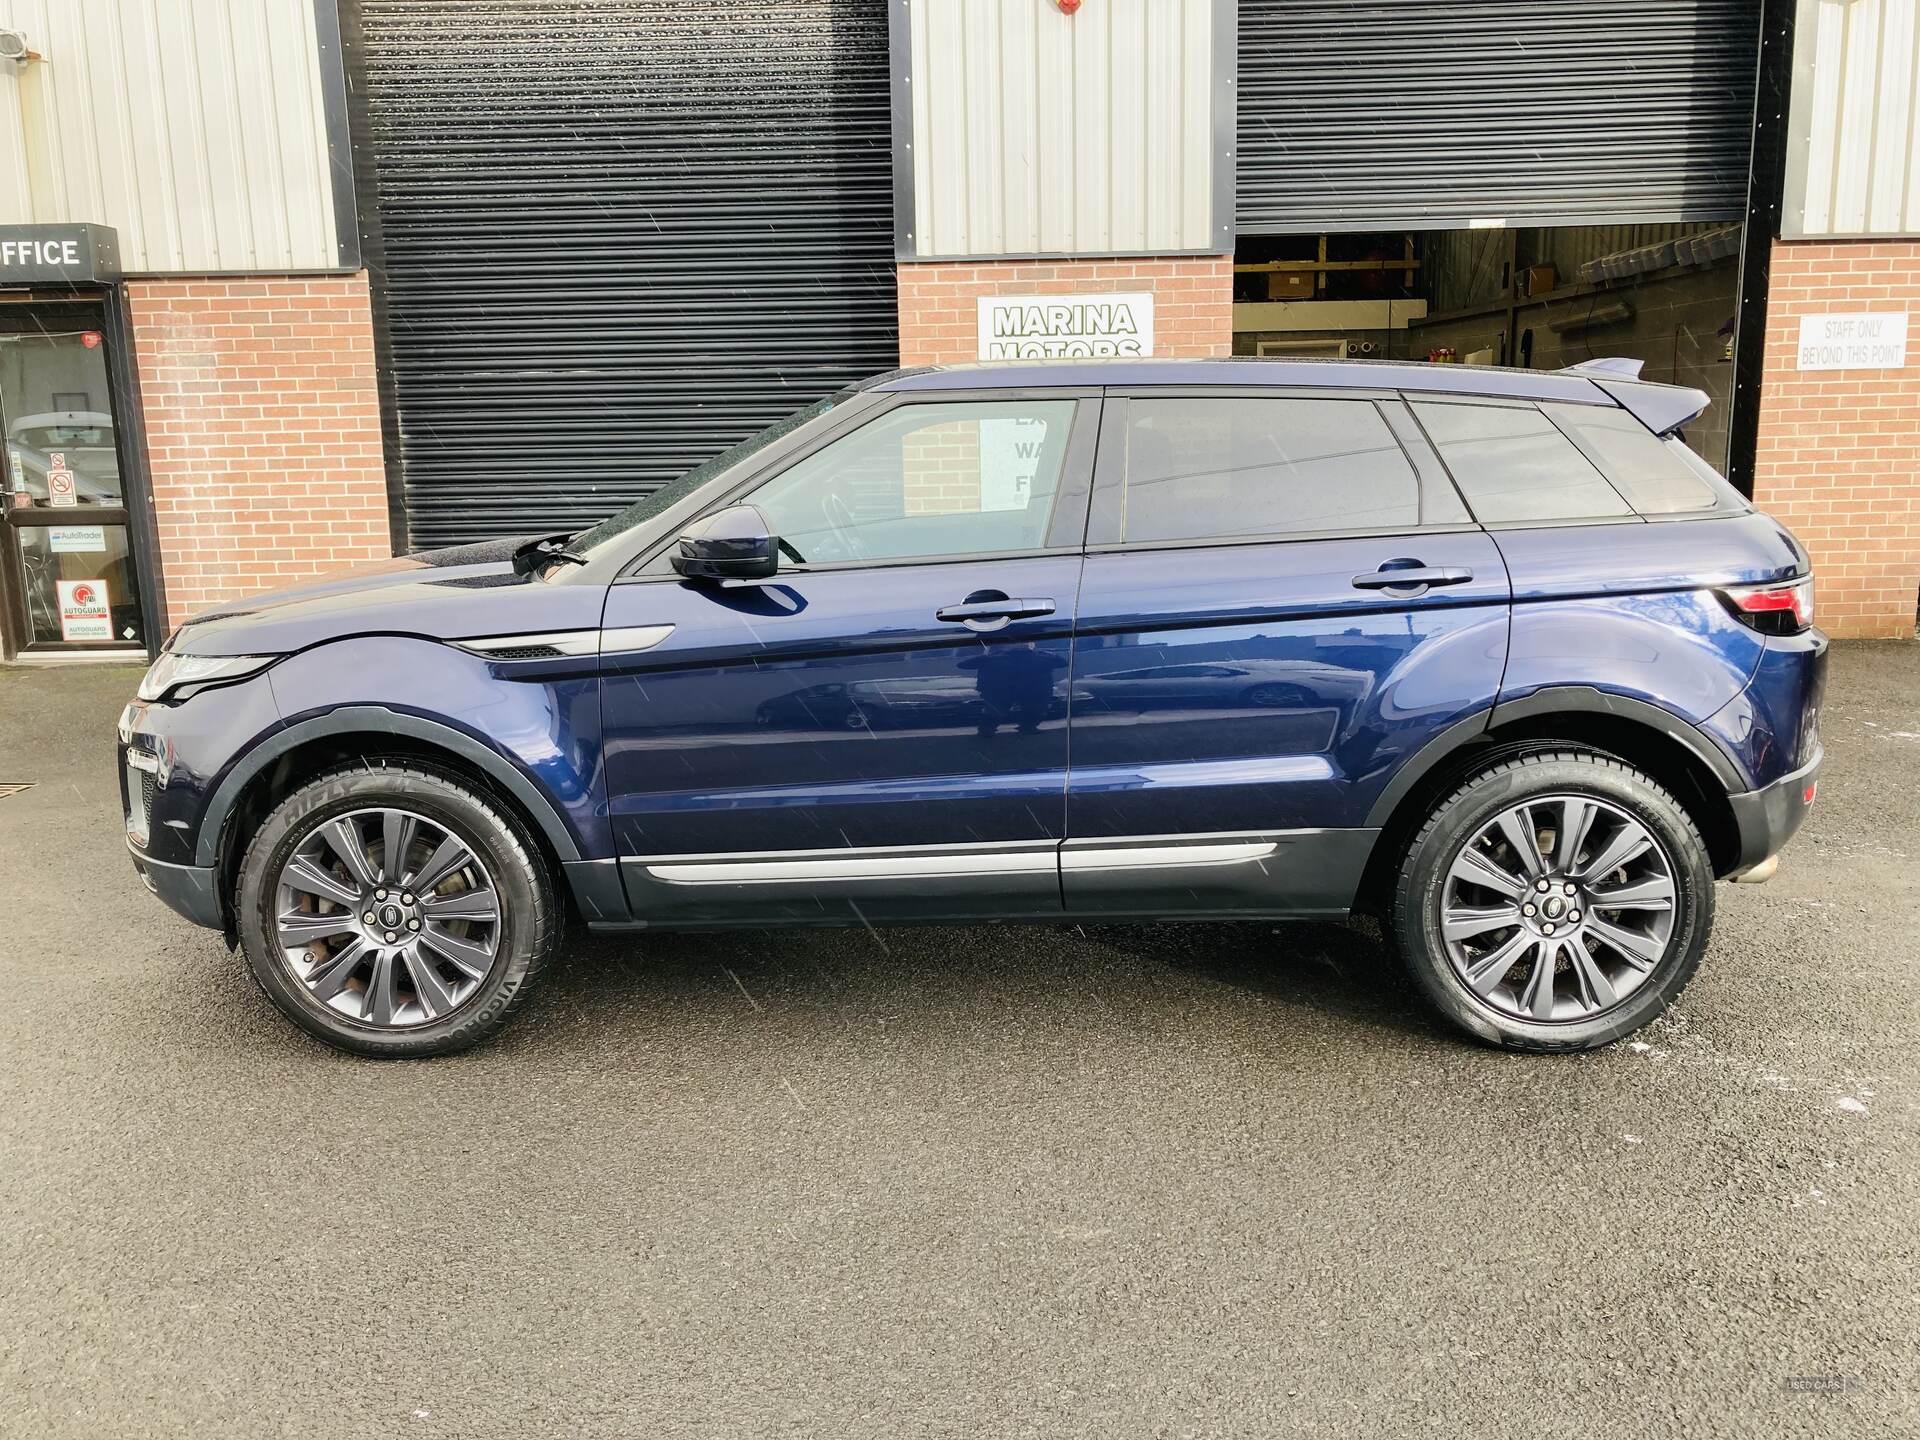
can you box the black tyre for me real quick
[1390,749,1715,1053]
[236,763,557,1057]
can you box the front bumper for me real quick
[1728,744,1822,874]
[128,843,226,929]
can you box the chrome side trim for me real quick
[648,849,1057,885]
[1060,839,1277,872]
[451,630,600,657]
[601,624,675,655]
[636,837,1057,865]
[638,833,1300,886]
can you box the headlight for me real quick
[135,652,277,703]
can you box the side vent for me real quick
[450,631,598,660]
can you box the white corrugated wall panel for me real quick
[1787,0,1920,238]
[0,0,341,272]
[906,0,1218,257]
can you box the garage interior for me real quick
[1231,222,1745,470]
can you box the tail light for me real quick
[1719,576,1815,635]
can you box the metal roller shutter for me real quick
[353,0,897,549]
[1237,0,1761,234]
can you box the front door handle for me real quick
[1351,565,1474,595]
[936,596,1057,629]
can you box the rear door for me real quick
[597,389,1098,924]
[1062,387,1511,917]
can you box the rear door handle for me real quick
[936,597,1057,627]
[1351,566,1474,593]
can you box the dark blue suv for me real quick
[118,359,1826,1057]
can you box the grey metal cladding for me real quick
[352,0,899,549]
[1236,0,1764,234]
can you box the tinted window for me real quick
[746,400,1075,564]
[1414,401,1633,523]
[1123,397,1437,543]
[1545,402,1722,514]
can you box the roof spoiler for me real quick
[1562,357,1709,436]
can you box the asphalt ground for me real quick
[1,645,1915,1438]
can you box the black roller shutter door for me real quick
[352,0,896,549]
[1238,1,1761,234]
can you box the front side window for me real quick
[745,400,1077,565]
[1544,402,1723,515]
[1121,397,1445,544]
[1413,401,1634,524]
[567,391,852,557]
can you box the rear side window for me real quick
[1544,402,1722,514]
[1122,397,1454,543]
[1413,401,1634,523]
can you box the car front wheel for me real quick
[236,764,557,1057]
[1391,749,1715,1052]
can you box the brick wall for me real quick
[897,256,1233,366]
[1753,240,1920,639]
[123,274,390,628]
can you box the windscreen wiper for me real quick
[511,532,587,576]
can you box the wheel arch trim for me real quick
[195,706,585,869]
[1364,687,1747,832]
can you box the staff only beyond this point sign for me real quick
[978,292,1155,360]
[1796,312,1909,371]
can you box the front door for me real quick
[0,304,147,657]
[598,391,1099,924]
[1063,389,1511,916]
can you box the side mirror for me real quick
[671,503,779,582]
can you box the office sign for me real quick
[0,224,123,285]
[1796,313,1908,371]
[978,292,1154,359]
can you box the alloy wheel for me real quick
[273,807,502,1029]
[1438,792,1679,1024]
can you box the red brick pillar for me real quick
[897,257,1233,366]
[122,274,392,628]
[1753,240,1920,639]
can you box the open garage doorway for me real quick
[1232,224,1744,471]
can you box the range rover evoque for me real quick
[118,358,1826,1057]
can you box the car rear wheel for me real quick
[1390,749,1715,1052]
[236,764,557,1057]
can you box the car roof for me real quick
[866,357,1708,435]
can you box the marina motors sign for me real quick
[977,292,1155,359]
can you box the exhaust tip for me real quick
[1732,855,1780,885]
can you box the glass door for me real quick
[0,303,147,655]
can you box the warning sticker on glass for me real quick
[56,578,111,640]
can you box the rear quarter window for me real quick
[1544,402,1723,515]
[1412,401,1633,524]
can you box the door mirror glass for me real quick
[672,503,780,581]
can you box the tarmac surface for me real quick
[1,645,1915,1437]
